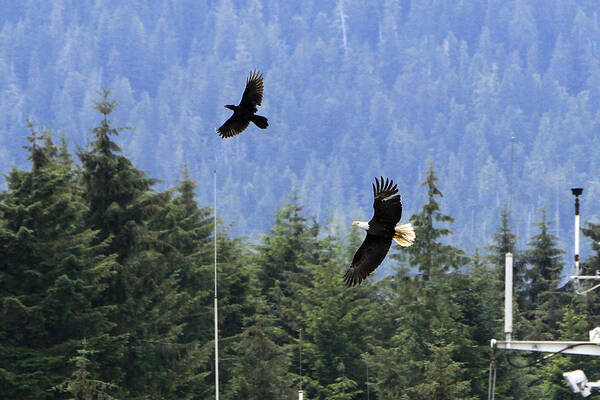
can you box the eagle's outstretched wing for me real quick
[372,176,402,226]
[344,234,392,287]
[239,70,264,112]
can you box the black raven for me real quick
[216,70,268,138]
[344,177,415,286]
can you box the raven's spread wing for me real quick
[239,70,264,113]
[216,114,250,138]
[344,234,392,286]
[372,176,402,226]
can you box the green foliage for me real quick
[365,164,476,400]
[407,162,469,281]
[521,210,567,339]
[78,90,157,260]
[296,236,372,399]
[3,0,600,256]
[229,314,294,400]
[3,90,600,399]
[53,340,119,400]
[0,124,116,399]
[582,222,600,274]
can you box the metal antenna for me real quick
[298,328,304,400]
[568,188,600,294]
[366,362,370,400]
[509,136,515,213]
[504,252,513,342]
[572,188,583,277]
[299,328,302,387]
[490,186,600,397]
[214,169,219,400]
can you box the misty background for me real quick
[1,0,599,274]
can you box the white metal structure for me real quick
[569,188,600,294]
[491,339,600,357]
[489,188,600,397]
[214,170,219,400]
[504,252,513,342]
[563,370,600,398]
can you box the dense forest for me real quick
[3,0,600,398]
[2,95,600,399]
[1,0,599,262]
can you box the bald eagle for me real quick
[216,70,268,138]
[344,177,415,286]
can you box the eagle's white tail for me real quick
[393,223,415,247]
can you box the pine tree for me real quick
[479,213,532,399]
[366,164,474,399]
[578,222,600,327]
[78,90,157,259]
[531,306,595,399]
[486,209,529,318]
[152,166,214,343]
[251,193,320,330]
[145,166,217,398]
[229,312,294,400]
[0,125,116,398]
[407,162,469,281]
[521,210,567,339]
[527,222,600,398]
[364,265,419,399]
[367,277,476,400]
[77,91,186,398]
[53,340,119,400]
[202,216,252,398]
[582,222,600,277]
[295,235,371,400]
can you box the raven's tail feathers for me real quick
[251,115,268,129]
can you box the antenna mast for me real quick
[490,187,600,398]
[569,188,600,294]
[572,188,583,277]
[214,170,219,400]
[509,136,515,213]
[298,329,304,400]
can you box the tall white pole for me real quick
[214,170,219,400]
[298,329,302,399]
[574,192,581,277]
[504,252,513,343]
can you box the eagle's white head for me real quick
[352,220,369,231]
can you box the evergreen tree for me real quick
[78,89,157,260]
[229,312,294,400]
[486,209,529,316]
[578,222,600,327]
[77,91,186,398]
[53,340,119,400]
[527,222,600,398]
[480,212,532,399]
[367,164,474,400]
[582,222,600,276]
[521,210,567,339]
[407,162,469,281]
[367,277,476,400]
[295,235,371,400]
[364,265,419,400]
[146,166,217,398]
[531,305,596,399]
[0,125,116,398]
[251,193,319,331]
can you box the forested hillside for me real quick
[1,0,599,262]
[3,97,600,399]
